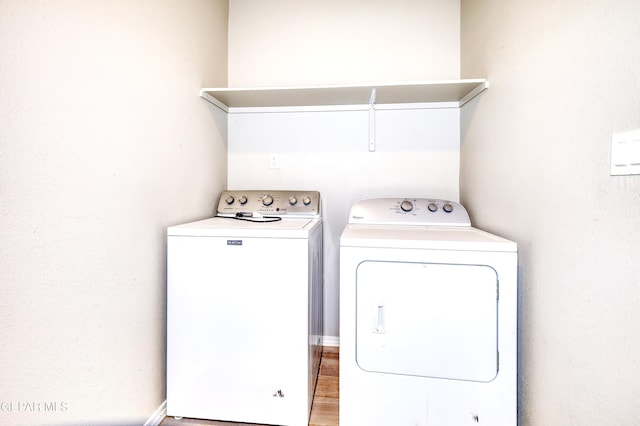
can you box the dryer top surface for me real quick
[340,224,516,252]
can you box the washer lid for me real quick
[168,217,321,238]
[341,224,516,252]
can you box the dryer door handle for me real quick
[373,303,385,334]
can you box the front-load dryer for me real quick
[167,190,323,426]
[339,198,517,426]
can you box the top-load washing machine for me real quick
[167,190,323,426]
[340,198,517,426]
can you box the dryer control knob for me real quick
[443,203,454,213]
[302,196,312,206]
[400,200,414,212]
[262,195,274,206]
[238,196,248,205]
[289,196,298,205]
[225,195,235,205]
[428,202,438,212]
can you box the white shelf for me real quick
[200,79,489,113]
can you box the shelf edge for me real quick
[200,78,487,93]
[199,79,490,111]
[199,90,229,112]
[458,80,490,107]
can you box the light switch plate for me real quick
[611,129,640,176]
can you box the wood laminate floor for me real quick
[160,346,339,426]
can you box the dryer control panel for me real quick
[348,198,470,226]
[217,190,321,218]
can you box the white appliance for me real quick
[167,190,323,426]
[340,198,517,426]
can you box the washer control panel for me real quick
[348,198,470,226]
[217,190,321,218]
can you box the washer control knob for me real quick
[238,196,248,205]
[225,195,235,205]
[443,203,454,213]
[400,200,414,212]
[262,195,274,206]
[302,196,312,206]
[289,196,297,206]
[428,202,438,212]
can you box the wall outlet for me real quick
[269,153,280,170]
[611,129,640,176]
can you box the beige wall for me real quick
[228,0,460,86]
[461,0,640,424]
[0,1,228,424]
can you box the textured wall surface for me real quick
[0,1,228,424]
[460,0,640,424]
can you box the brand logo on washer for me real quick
[227,240,243,246]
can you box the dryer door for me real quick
[356,261,498,382]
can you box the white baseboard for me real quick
[322,335,340,347]
[144,400,167,426]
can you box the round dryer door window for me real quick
[355,261,498,382]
